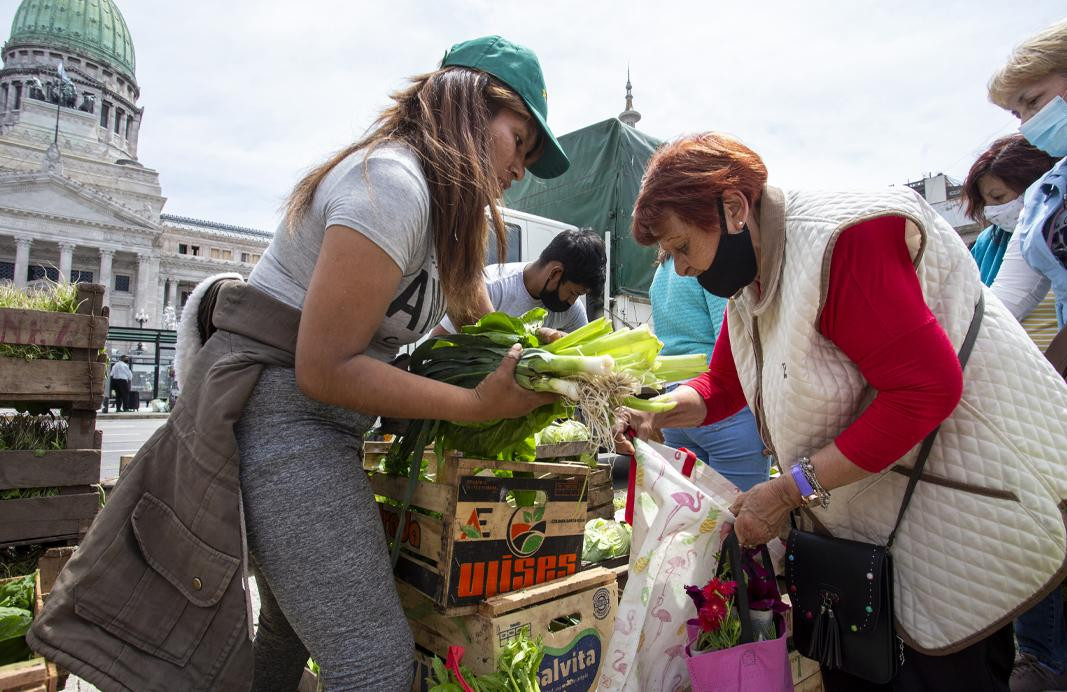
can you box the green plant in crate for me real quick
[0,572,36,665]
[0,281,81,361]
[0,413,68,500]
[426,631,545,692]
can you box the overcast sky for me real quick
[3,1,1064,232]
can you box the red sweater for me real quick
[686,216,963,472]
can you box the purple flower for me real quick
[685,584,706,611]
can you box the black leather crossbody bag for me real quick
[784,294,984,683]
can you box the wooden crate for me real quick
[0,557,72,692]
[0,284,108,409]
[400,567,618,692]
[0,448,102,547]
[0,285,107,547]
[789,650,824,691]
[372,454,591,614]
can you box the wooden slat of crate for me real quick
[790,650,823,689]
[0,450,100,490]
[0,658,53,692]
[439,455,593,483]
[0,492,99,545]
[0,309,108,350]
[37,547,75,595]
[0,360,106,403]
[376,503,445,564]
[64,409,101,451]
[478,565,615,617]
[586,483,613,509]
[586,502,614,521]
[369,473,451,515]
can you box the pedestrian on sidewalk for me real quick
[108,355,132,412]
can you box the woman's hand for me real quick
[611,406,657,455]
[470,344,558,420]
[728,477,801,547]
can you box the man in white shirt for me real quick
[437,229,606,333]
[109,355,133,412]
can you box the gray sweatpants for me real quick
[235,366,414,691]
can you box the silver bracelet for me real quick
[798,456,831,508]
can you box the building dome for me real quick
[7,0,135,81]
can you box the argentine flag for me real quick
[57,61,72,86]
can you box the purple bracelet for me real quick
[790,463,815,503]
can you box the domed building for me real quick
[0,0,269,341]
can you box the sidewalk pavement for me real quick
[97,411,169,420]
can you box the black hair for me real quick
[535,229,606,292]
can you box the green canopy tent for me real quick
[504,118,663,299]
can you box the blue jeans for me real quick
[1015,586,1067,674]
[661,404,769,492]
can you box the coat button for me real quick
[192,577,203,590]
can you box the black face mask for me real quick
[539,275,571,313]
[696,198,758,298]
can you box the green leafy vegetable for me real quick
[0,573,34,610]
[582,518,632,563]
[0,606,33,665]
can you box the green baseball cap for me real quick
[441,35,570,179]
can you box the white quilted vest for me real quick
[727,187,1067,654]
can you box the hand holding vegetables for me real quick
[471,344,560,420]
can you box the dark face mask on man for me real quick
[539,273,572,312]
[696,197,758,298]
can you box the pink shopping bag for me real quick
[684,532,792,692]
[684,617,792,692]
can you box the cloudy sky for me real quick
[3,1,1063,232]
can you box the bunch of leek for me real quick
[383,309,707,476]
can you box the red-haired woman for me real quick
[962,134,1059,351]
[617,132,1067,690]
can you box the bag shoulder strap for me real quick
[886,293,984,549]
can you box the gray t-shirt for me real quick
[439,261,588,333]
[250,144,445,362]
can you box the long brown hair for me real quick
[962,134,1057,221]
[285,67,532,324]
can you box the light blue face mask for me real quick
[1020,95,1067,157]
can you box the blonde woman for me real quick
[988,19,1067,692]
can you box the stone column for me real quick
[58,242,75,282]
[98,248,114,306]
[147,255,161,326]
[13,236,32,288]
[135,253,150,318]
[166,277,179,308]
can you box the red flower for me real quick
[693,577,737,633]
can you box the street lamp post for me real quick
[134,308,149,353]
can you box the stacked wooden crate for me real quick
[366,446,618,691]
[0,547,76,691]
[0,284,107,547]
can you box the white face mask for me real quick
[983,196,1024,232]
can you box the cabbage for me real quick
[582,518,632,563]
[537,419,590,446]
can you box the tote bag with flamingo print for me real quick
[598,439,741,692]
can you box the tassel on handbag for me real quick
[808,594,843,669]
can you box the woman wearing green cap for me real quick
[236,36,568,689]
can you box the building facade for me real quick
[0,0,270,331]
[904,173,982,246]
